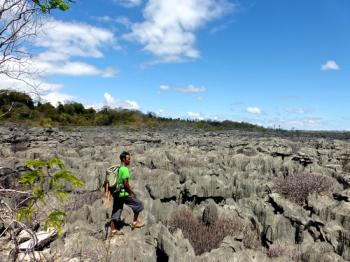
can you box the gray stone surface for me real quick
[1,126,350,261]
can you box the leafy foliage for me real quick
[17,157,84,234]
[0,90,34,110]
[32,0,73,12]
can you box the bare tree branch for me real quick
[0,188,31,194]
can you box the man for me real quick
[109,151,145,236]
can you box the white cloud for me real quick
[0,70,64,100]
[114,0,143,8]
[0,19,119,106]
[125,0,234,62]
[33,60,118,77]
[287,117,323,128]
[42,92,74,107]
[246,107,262,115]
[95,16,114,23]
[176,85,207,93]
[95,16,132,28]
[28,19,119,78]
[104,92,115,105]
[159,85,170,92]
[321,60,340,71]
[187,111,205,120]
[36,19,116,60]
[0,75,73,107]
[156,109,167,117]
[115,16,132,28]
[103,92,140,110]
[248,115,325,130]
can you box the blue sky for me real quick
[2,0,350,130]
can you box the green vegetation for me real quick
[17,157,84,235]
[33,0,73,12]
[0,90,266,131]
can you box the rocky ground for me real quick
[0,126,350,262]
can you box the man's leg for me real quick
[124,196,144,228]
[111,196,124,234]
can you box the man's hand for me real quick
[123,179,135,198]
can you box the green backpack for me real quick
[105,165,121,193]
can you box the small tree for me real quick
[0,157,84,260]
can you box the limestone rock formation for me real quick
[1,126,350,261]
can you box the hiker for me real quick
[106,151,145,236]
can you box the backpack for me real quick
[105,165,121,193]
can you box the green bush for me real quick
[17,157,84,235]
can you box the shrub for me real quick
[272,172,334,204]
[0,90,34,110]
[17,157,85,234]
[266,242,288,258]
[169,209,246,255]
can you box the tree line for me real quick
[0,90,266,131]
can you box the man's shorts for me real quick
[111,195,144,221]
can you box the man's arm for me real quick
[123,179,135,197]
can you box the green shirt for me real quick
[117,166,130,198]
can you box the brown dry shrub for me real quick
[272,172,334,204]
[266,242,288,258]
[242,226,260,249]
[342,159,350,173]
[169,209,248,255]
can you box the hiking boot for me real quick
[130,221,145,230]
[110,229,124,237]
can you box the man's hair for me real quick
[120,151,130,162]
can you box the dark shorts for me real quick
[111,195,144,221]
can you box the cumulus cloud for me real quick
[125,0,234,62]
[321,60,340,71]
[36,19,116,60]
[175,85,207,93]
[246,107,262,115]
[87,92,139,110]
[41,92,74,107]
[113,0,143,8]
[31,19,118,78]
[103,92,139,110]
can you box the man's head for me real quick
[120,151,131,165]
